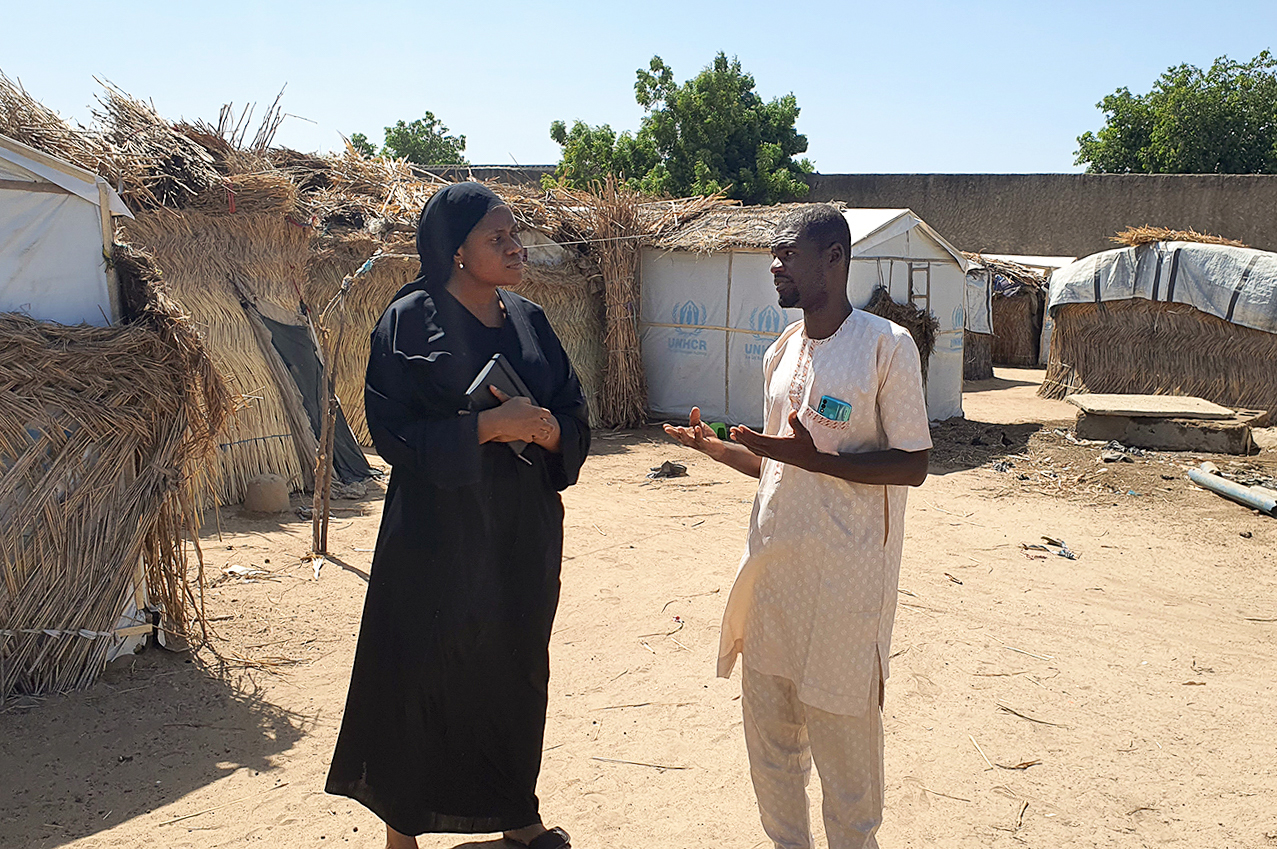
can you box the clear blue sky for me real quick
[6,0,1276,172]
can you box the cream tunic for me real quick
[717,309,933,716]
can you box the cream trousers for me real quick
[741,665,884,849]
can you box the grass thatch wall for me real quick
[304,233,398,446]
[0,249,228,700]
[1040,299,1277,416]
[991,291,1042,365]
[121,211,315,503]
[515,260,606,427]
[964,331,993,380]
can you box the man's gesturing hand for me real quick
[662,406,727,461]
[730,411,820,469]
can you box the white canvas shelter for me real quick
[640,208,974,425]
[0,133,132,326]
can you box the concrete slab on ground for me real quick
[1076,409,1269,454]
[1066,393,1236,419]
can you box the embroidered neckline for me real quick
[801,309,856,346]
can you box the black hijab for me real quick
[398,182,505,300]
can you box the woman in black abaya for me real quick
[326,183,589,849]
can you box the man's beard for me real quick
[777,289,799,309]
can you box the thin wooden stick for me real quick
[969,735,993,770]
[591,757,690,770]
[158,783,289,826]
[922,787,972,803]
[997,703,1068,728]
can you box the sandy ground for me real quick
[3,367,1276,849]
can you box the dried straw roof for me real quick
[1113,225,1248,249]
[962,252,1048,293]
[648,202,818,252]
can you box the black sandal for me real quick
[526,827,571,849]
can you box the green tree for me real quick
[348,112,469,165]
[547,53,813,204]
[1076,52,1277,173]
[349,132,377,157]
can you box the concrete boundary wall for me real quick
[438,167,1277,259]
[805,173,1277,257]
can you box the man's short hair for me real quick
[776,204,851,269]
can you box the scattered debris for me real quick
[222,564,266,580]
[331,479,371,500]
[647,460,688,479]
[1022,537,1078,560]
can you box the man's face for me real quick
[770,226,829,311]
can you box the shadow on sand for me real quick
[927,417,1046,475]
[962,373,1044,393]
[0,648,308,848]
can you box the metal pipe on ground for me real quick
[1187,469,1277,516]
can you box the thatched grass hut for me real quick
[963,253,1049,368]
[1040,236,1277,417]
[121,208,328,500]
[0,245,230,700]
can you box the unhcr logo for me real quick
[749,305,785,336]
[669,300,709,354]
[744,304,786,361]
[672,300,707,332]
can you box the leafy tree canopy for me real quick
[1076,51,1277,173]
[547,53,813,204]
[349,112,468,165]
[349,132,377,158]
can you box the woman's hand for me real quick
[477,387,559,447]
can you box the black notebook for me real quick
[465,353,537,457]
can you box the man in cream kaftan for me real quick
[666,205,931,849]
[717,309,932,712]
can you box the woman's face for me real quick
[456,205,524,288]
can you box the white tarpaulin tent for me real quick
[640,208,973,425]
[1048,241,1277,334]
[0,133,132,326]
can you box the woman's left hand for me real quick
[488,387,560,448]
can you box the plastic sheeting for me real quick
[964,268,994,335]
[1049,242,1277,335]
[0,136,131,327]
[0,189,115,325]
[640,250,800,425]
[0,134,131,216]
[259,315,373,484]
